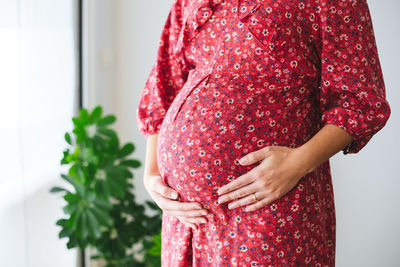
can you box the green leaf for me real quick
[72,117,82,127]
[93,198,113,211]
[148,233,162,256]
[69,209,82,231]
[119,159,141,168]
[98,128,117,139]
[66,237,78,249]
[149,246,161,256]
[93,135,106,151]
[65,132,72,145]
[91,106,103,122]
[98,115,116,127]
[91,206,113,227]
[56,218,68,227]
[61,149,71,165]
[50,186,69,194]
[104,166,127,198]
[67,146,80,162]
[121,169,133,179]
[86,191,96,202]
[81,147,98,165]
[118,143,134,158]
[153,234,161,244]
[59,227,72,239]
[80,108,90,125]
[64,192,80,204]
[62,173,85,197]
[86,210,101,239]
[80,211,89,239]
[68,165,85,185]
[106,175,126,198]
[63,203,78,215]
[60,174,75,187]
[74,126,88,144]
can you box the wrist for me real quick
[294,144,318,175]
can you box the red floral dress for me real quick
[136,0,391,266]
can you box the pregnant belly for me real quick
[157,120,252,209]
[155,82,289,209]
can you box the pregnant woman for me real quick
[136,0,391,265]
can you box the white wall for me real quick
[332,1,400,266]
[90,0,400,266]
[82,0,174,205]
[114,0,174,204]
[83,0,116,115]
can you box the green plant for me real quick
[50,105,162,267]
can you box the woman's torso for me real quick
[157,0,326,207]
[157,1,336,265]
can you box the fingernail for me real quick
[171,191,178,199]
[239,157,246,164]
[201,219,207,223]
[201,211,208,215]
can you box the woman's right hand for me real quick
[144,173,210,230]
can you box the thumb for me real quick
[155,175,179,200]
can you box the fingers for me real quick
[145,175,210,230]
[217,181,259,205]
[178,220,198,231]
[244,195,277,212]
[217,168,259,195]
[226,193,257,210]
[218,182,282,211]
[151,191,209,220]
[176,215,208,230]
[239,146,273,165]
[177,216,203,230]
[154,193,207,215]
[165,203,210,218]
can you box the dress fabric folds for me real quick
[136,0,391,266]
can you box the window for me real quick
[0,1,78,265]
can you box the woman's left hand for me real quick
[216,145,312,212]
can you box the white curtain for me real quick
[0,0,78,266]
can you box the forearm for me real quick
[297,123,354,175]
[144,133,160,176]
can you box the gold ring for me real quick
[253,192,258,202]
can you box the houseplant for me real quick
[50,105,162,266]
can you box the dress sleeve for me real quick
[136,0,190,137]
[313,0,391,154]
